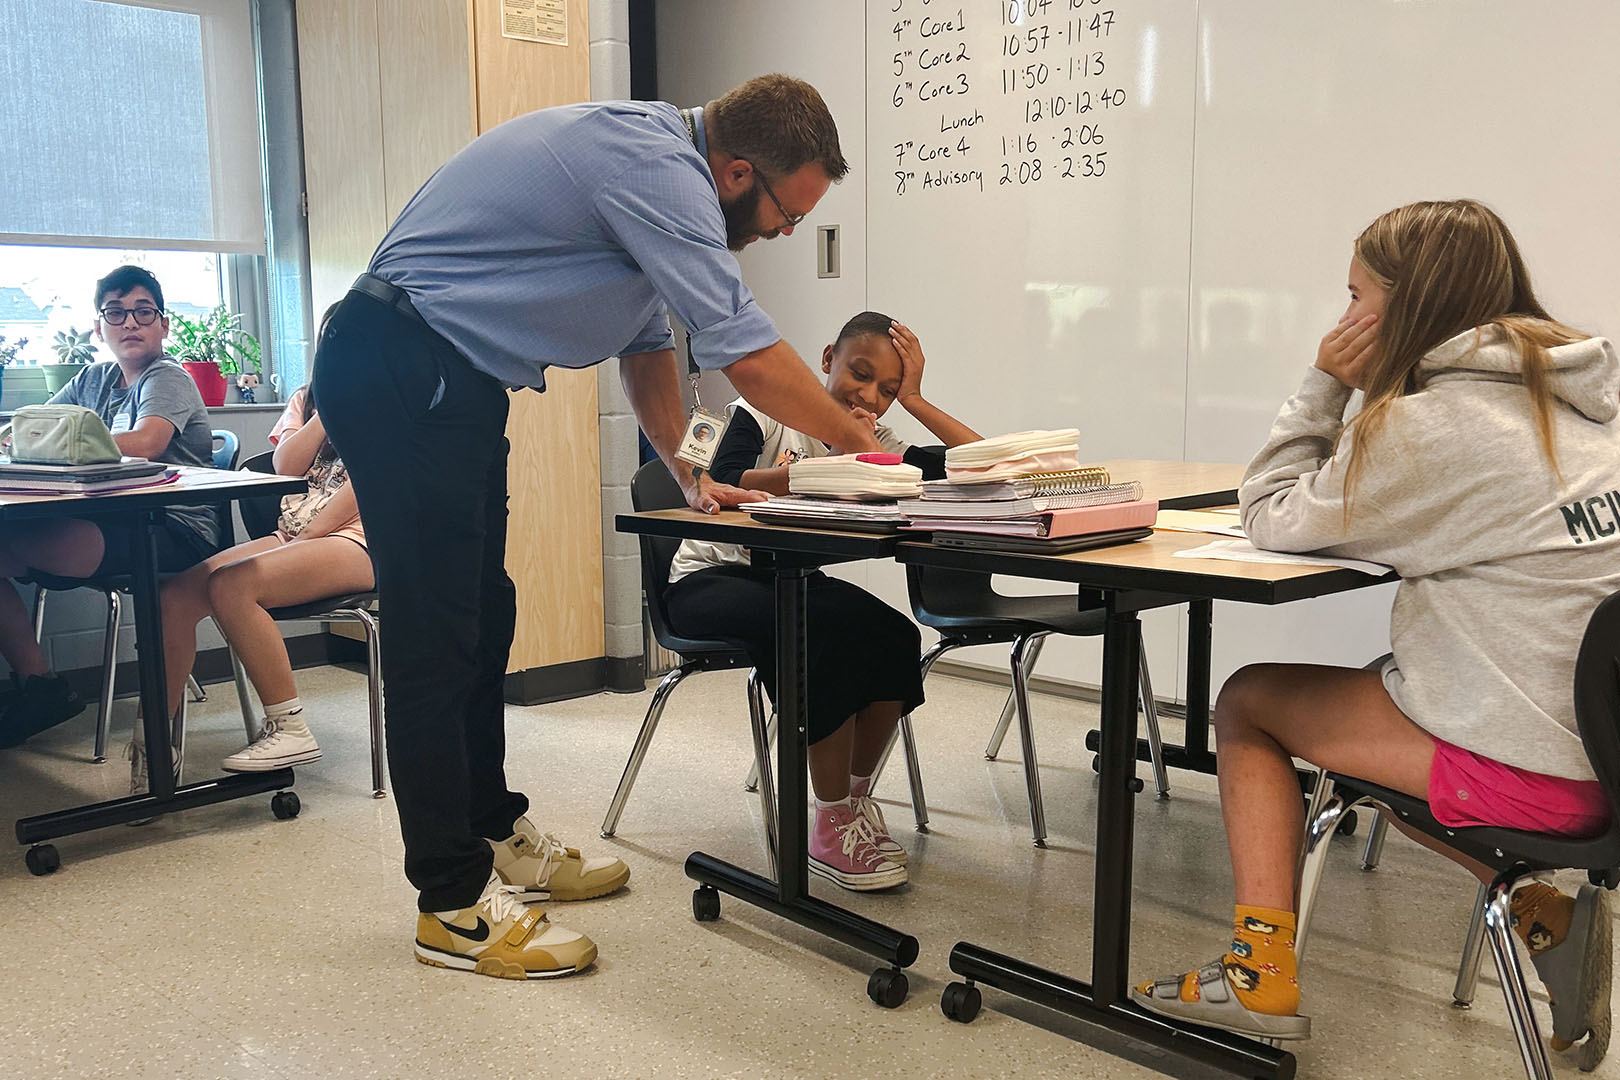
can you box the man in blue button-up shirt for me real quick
[312,75,879,977]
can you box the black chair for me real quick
[603,462,931,867]
[226,450,385,797]
[890,564,1169,846]
[600,460,780,866]
[1296,591,1620,1078]
[28,429,242,763]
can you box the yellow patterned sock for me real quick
[1510,881,1574,955]
[1179,905,1299,1016]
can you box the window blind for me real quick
[0,0,267,254]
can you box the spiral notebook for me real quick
[899,480,1142,520]
[919,467,1114,501]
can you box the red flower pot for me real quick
[181,361,227,407]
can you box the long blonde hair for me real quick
[1342,199,1583,509]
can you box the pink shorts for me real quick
[1429,740,1612,838]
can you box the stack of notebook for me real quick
[904,434,1156,552]
[743,453,923,532]
[0,457,176,495]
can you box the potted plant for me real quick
[167,306,263,407]
[0,334,27,403]
[44,327,96,393]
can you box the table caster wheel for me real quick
[941,980,981,1023]
[1336,808,1358,837]
[25,843,59,877]
[867,967,908,1009]
[271,791,300,820]
[692,886,721,922]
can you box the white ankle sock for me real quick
[815,796,852,814]
[850,771,875,797]
[264,696,302,719]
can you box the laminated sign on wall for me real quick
[501,0,566,45]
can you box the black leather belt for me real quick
[350,272,429,328]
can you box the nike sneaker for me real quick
[414,874,597,980]
[490,816,630,902]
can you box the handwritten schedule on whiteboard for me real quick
[885,1,1131,200]
[867,1,1195,463]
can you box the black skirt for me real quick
[663,565,925,744]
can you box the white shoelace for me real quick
[836,814,890,868]
[529,831,569,886]
[478,879,531,927]
[852,796,897,846]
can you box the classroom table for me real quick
[12,467,309,875]
[900,526,1395,1079]
[615,459,1256,1008]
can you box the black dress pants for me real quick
[313,290,528,912]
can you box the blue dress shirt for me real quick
[369,101,781,388]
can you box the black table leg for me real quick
[17,511,296,856]
[1183,598,1214,758]
[1085,600,1311,794]
[685,562,918,1006]
[942,601,1295,1078]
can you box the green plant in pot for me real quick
[44,327,96,393]
[167,306,262,407]
[0,334,28,403]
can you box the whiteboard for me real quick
[656,1,1620,700]
[862,0,1620,696]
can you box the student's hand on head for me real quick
[889,322,926,403]
[1315,313,1379,390]
[690,471,770,514]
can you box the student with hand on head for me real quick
[150,306,375,790]
[1132,200,1620,1063]
[0,265,217,750]
[664,312,980,890]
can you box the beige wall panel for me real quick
[296,0,387,320]
[470,0,591,131]
[468,0,604,671]
[505,374,605,668]
[377,0,476,221]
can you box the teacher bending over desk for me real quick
[313,75,882,981]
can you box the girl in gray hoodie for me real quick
[1134,200,1620,1064]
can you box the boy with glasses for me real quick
[0,265,217,751]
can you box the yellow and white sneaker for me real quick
[414,875,597,980]
[490,816,630,902]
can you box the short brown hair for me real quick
[706,74,847,182]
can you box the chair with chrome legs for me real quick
[27,429,241,763]
[1295,591,1620,1078]
[607,462,929,871]
[228,451,385,797]
[601,461,781,870]
[894,563,1169,847]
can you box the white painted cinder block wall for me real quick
[590,0,645,668]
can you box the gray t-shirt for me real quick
[49,359,219,552]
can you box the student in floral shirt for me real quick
[154,365,372,778]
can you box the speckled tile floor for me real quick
[0,663,1609,1079]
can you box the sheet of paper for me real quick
[1171,538,1392,576]
[1154,509,1246,537]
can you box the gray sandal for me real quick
[1529,885,1611,1071]
[1132,959,1312,1041]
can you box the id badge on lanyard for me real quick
[673,370,728,473]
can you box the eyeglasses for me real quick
[739,158,806,229]
[99,306,162,327]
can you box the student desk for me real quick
[11,468,308,874]
[616,460,1257,1009]
[900,526,1395,1079]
